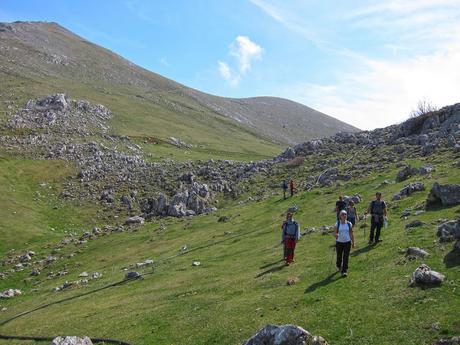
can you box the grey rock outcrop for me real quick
[437,219,460,242]
[426,183,460,209]
[405,220,424,229]
[409,264,445,287]
[242,324,328,345]
[393,182,425,200]
[406,247,429,257]
[434,336,460,344]
[51,336,93,345]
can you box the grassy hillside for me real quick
[1,150,459,345]
[0,21,359,159]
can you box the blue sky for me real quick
[1,0,460,130]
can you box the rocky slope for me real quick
[0,21,358,146]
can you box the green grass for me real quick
[0,73,281,162]
[1,153,459,345]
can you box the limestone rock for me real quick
[409,264,445,287]
[427,183,460,209]
[242,324,328,345]
[405,247,429,257]
[124,216,145,225]
[433,336,460,345]
[405,220,425,229]
[437,220,460,242]
[51,336,93,345]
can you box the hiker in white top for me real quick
[334,210,355,277]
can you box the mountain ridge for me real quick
[0,21,359,146]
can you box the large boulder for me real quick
[242,324,328,345]
[51,336,93,345]
[437,219,460,242]
[426,183,460,209]
[409,264,445,287]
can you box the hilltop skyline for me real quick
[1,0,460,130]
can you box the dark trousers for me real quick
[283,188,287,199]
[336,241,351,273]
[290,188,294,197]
[370,215,383,242]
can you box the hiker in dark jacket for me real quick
[334,210,355,277]
[282,180,288,199]
[346,200,359,226]
[335,195,346,220]
[281,212,300,266]
[365,192,388,244]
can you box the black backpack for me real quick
[336,221,352,232]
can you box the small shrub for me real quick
[409,99,438,118]
[286,156,305,168]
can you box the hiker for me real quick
[334,210,355,277]
[281,212,300,266]
[289,179,295,197]
[282,180,288,199]
[365,192,388,245]
[335,195,346,220]
[346,200,359,226]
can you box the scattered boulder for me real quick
[405,220,425,229]
[426,183,460,209]
[0,289,22,298]
[242,324,328,345]
[433,336,460,345]
[405,247,429,257]
[409,264,445,287]
[125,271,142,280]
[51,336,93,345]
[437,219,460,242]
[124,216,145,225]
[397,182,425,199]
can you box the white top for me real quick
[337,221,352,243]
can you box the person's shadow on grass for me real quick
[259,259,284,270]
[350,244,374,257]
[256,263,286,278]
[304,271,341,293]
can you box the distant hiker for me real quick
[281,212,300,266]
[282,180,288,199]
[334,210,355,277]
[346,200,359,226]
[365,192,388,245]
[289,179,295,197]
[335,195,346,220]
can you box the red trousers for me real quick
[284,238,297,263]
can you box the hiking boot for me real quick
[368,240,373,245]
[342,271,348,277]
[375,239,383,243]
[285,262,290,266]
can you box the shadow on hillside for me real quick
[304,272,340,294]
[259,259,284,269]
[444,247,460,268]
[256,264,286,277]
[350,244,374,257]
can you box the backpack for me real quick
[336,221,352,232]
[371,200,386,215]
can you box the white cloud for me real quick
[251,1,460,129]
[284,38,460,130]
[230,36,263,73]
[218,61,239,86]
[218,36,263,86]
